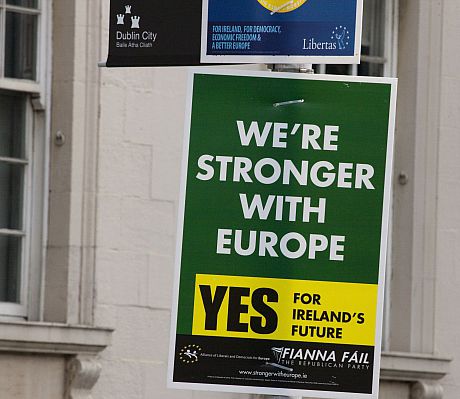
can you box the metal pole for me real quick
[262,62,314,399]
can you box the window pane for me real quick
[358,62,384,77]
[0,162,24,230]
[4,11,37,80]
[6,0,38,8]
[0,235,21,303]
[325,65,350,75]
[362,0,385,58]
[0,90,26,159]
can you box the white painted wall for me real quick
[93,66,191,399]
[0,355,65,398]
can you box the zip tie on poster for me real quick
[265,362,294,372]
[273,99,305,107]
[270,0,294,15]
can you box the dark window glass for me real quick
[4,11,38,80]
[0,235,21,303]
[325,65,350,75]
[358,62,384,77]
[362,0,385,58]
[0,162,24,230]
[6,0,38,9]
[0,90,26,159]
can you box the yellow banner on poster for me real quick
[192,274,377,346]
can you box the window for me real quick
[0,90,28,308]
[315,0,398,78]
[1,0,38,80]
[0,0,47,317]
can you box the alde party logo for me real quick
[115,4,158,48]
[179,344,202,364]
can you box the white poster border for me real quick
[168,67,398,399]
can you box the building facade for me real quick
[0,0,458,398]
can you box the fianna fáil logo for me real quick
[271,347,284,363]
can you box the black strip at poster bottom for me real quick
[174,335,374,394]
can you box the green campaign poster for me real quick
[168,69,397,398]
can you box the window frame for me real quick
[380,0,399,351]
[0,0,50,319]
[0,0,41,82]
[0,92,32,316]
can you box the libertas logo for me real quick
[302,38,337,51]
[331,26,350,50]
[302,26,350,52]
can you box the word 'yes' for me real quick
[199,285,278,334]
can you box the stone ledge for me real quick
[381,351,451,382]
[0,321,113,355]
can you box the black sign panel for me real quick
[174,335,375,395]
[106,0,204,67]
